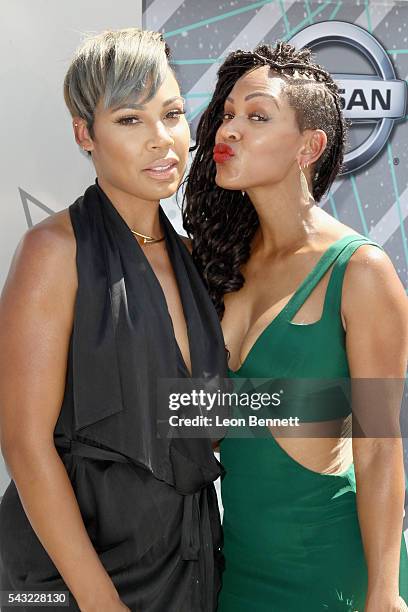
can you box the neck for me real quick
[246,169,321,257]
[97,177,162,237]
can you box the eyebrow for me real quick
[226,92,280,110]
[112,96,185,111]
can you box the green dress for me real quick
[218,234,408,612]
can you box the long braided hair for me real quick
[182,41,348,318]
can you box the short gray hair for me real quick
[64,28,170,135]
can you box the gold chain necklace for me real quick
[130,229,165,245]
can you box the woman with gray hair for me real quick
[0,29,227,611]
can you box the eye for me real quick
[117,115,141,126]
[248,112,269,122]
[165,109,186,120]
[220,111,269,122]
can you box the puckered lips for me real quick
[213,143,235,163]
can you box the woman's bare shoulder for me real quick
[21,209,75,258]
[343,242,401,296]
[32,208,75,242]
[3,209,77,299]
[321,218,361,244]
[323,214,389,281]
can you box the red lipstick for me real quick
[213,143,235,163]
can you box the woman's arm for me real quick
[343,245,408,612]
[0,217,129,612]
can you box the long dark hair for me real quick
[182,41,348,318]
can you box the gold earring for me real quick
[299,163,314,202]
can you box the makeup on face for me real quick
[112,96,186,130]
[110,94,186,183]
[212,67,302,192]
[213,143,235,163]
[143,157,179,180]
[89,68,190,201]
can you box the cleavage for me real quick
[225,270,332,371]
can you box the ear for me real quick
[72,117,94,153]
[297,128,327,167]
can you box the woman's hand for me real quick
[80,591,131,611]
[91,602,130,612]
[364,592,408,611]
[82,601,131,612]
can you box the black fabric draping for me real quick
[61,180,227,489]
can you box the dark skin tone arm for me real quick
[0,213,130,612]
[342,246,408,611]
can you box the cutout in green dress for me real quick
[218,235,408,612]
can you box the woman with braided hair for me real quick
[183,42,408,611]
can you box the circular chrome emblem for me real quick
[289,21,407,173]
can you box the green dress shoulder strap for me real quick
[320,235,385,321]
[282,234,385,326]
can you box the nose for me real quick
[217,117,242,142]
[147,121,175,150]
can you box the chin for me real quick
[142,180,180,200]
[214,175,226,189]
[158,182,180,199]
[215,177,238,191]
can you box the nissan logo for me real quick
[289,21,407,174]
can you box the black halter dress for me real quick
[0,181,228,612]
